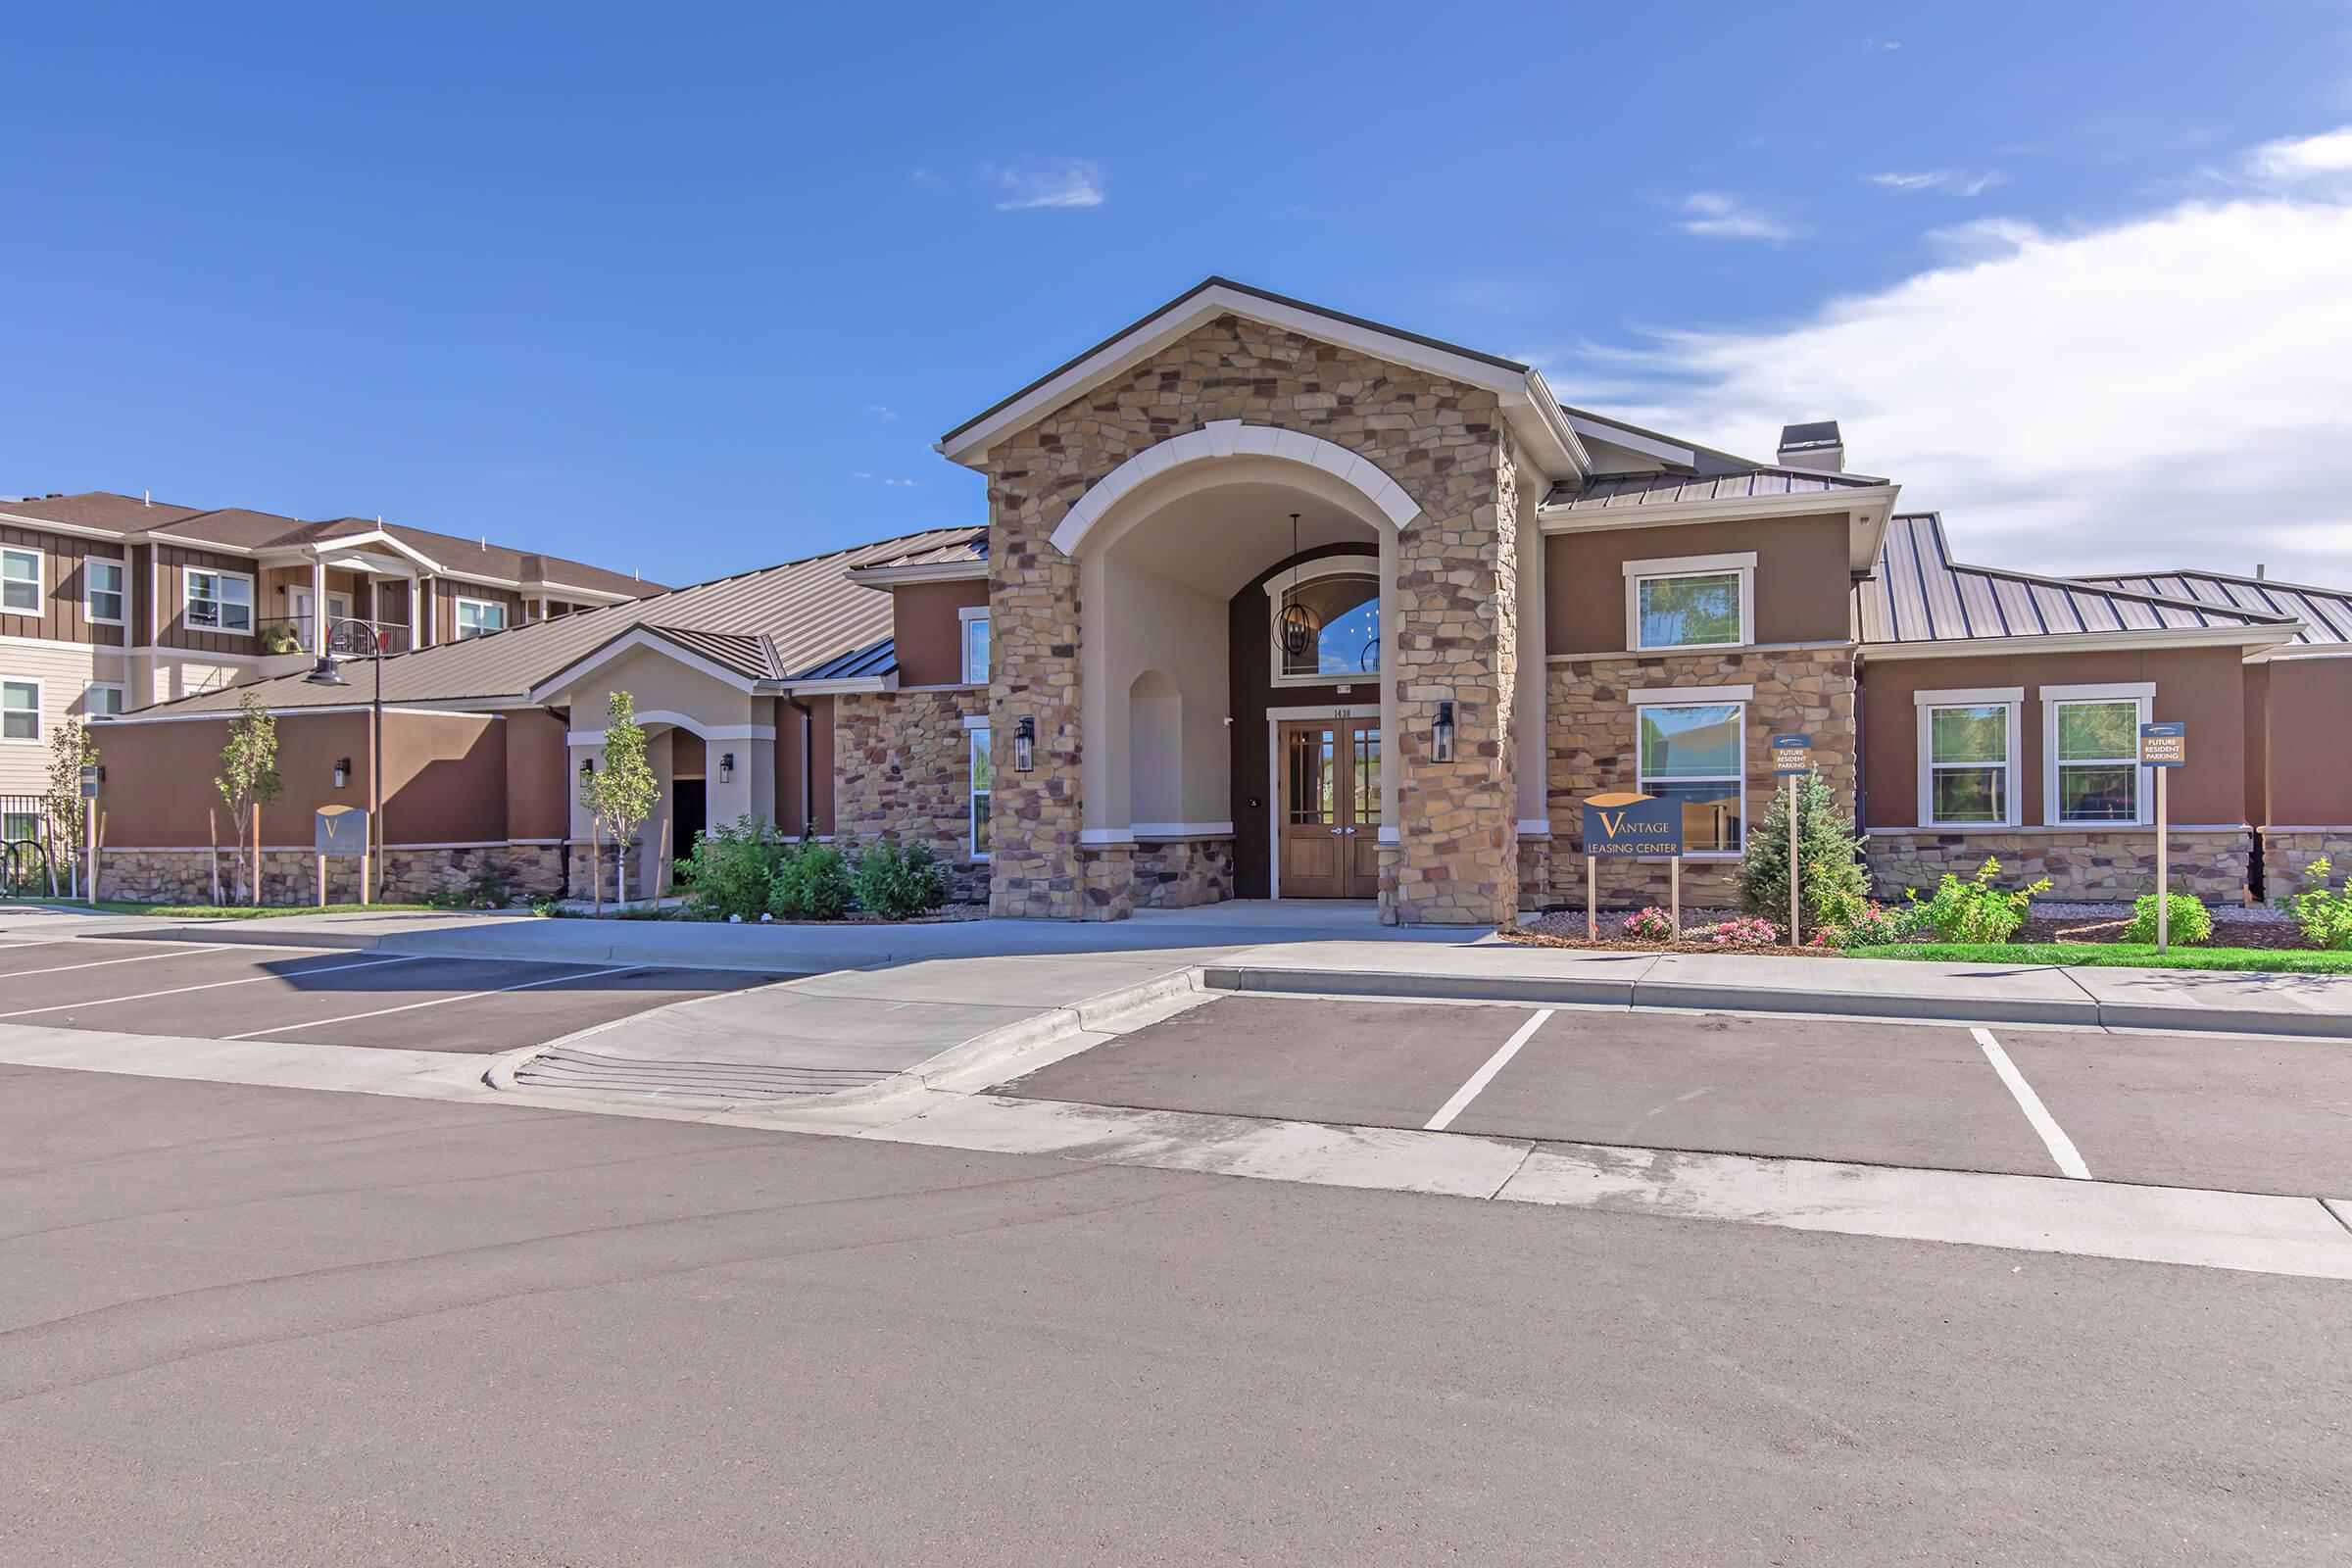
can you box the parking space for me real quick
[999,994,2352,1198]
[0,938,791,1053]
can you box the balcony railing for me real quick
[256,616,415,658]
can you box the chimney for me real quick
[1778,420,1845,474]
[2256,564,2268,580]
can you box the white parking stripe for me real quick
[222,964,646,1040]
[0,954,423,1020]
[2,944,234,979]
[1973,1027,2091,1180]
[1425,1009,1554,1132]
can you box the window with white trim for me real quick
[184,569,253,633]
[969,728,992,858]
[1,547,40,614]
[960,610,990,684]
[1624,553,1754,651]
[455,598,508,639]
[1270,565,1380,681]
[84,683,125,718]
[1917,694,2019,827]
[2050,696,2146,824]
[86,558,124,624]
[1,679,39,742]
[1638,702,1744,852]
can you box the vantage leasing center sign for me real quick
[1581,792,1682,857]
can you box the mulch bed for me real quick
[2021,913,2312,950]
[1500,927,1836,956]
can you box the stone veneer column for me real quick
[985,455,1084,918]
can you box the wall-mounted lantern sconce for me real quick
[332,758,352,789]
[1013,716,1036,772]
[1431,700,1456,763]
[580,757,596,779]
[719,752,735,784]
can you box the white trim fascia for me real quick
[1916,696,2022,830]
[1259,552,1381,599]
[773,674,896,697]
[1628,683,1754,705]
[2039,680,2157,701]
[95,703,507,726]
[2041,687,2153,829]
[528,625,760,702]
[938,283,1586,480]
[1621,550,1758,577]
[282,530,446,575]
[1077,826,1134,846]
[0,511,132,545]
[1541,485,1897,531]
[569,718,775,744]
[1563,413,1692,467]
[1864,626,2293,661]
[1130,820,1234,839]
[1516,818,1551,838]
[131,644,260,663]
[845,559,988,586]
[2,631,125,653]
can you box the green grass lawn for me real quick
[0,897,440,919]
[1852,942,2352,975]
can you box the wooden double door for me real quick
[1278,716,1382,899]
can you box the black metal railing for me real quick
[256,616,414,657]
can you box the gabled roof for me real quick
[1860,514,2299,653]
[122,525,978,717]
[2076,569,2352,651]
[0,491,206,533]
[935,277,1586,481]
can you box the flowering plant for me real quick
[1621,906,1678,941]
[1707,916,1782,946]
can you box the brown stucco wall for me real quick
[1544,514,1852,657]
[2263,657,2352,826]
[505,708,570,840]
[1858,646,2248,829]
[891,579,989,687]
[773,694,836,836]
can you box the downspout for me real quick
[784,692,816,843]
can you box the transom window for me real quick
[455,598,508,639]
[2052,696,2144,824]
[1276,572,1380,681]
[1624,553,1755,651]
[968,728,992,858]
[1,547,40,614]
[1,680,38,742]
[1638,701,1744,853]
[961,611,990,684]
[86,558,124,623]
[184,569,253,633]
[1918,693,2019,827]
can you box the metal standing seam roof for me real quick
[1859,514,2297,645]
[1541,466,1887,513]
[131,524,982,716]
[2076,569,2352,650]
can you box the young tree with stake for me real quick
[215,691,283,905]
[41,718,100,897]
[580,690,660,907]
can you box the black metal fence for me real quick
[0,794,72,896]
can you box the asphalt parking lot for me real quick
[999,995,2352,1199]
[0,935,790,1053]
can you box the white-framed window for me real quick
[1265,555,1381,683]
[1635,697,1745,854]
[1914,688,2021,828]
[959,607,991,684]
[968,726,993,858]
[85,557,125,624]
[84,683,125,718]
[2043,683,2153,826]
[455,597,508,639]
[183,568,254,633]
[1,679,40,743]
[1623,552,1755,652]
[1,546,41,614]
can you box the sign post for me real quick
[1772,735,1813,943]
[2139,722,2186,953]
[315,806,370,908]
[1582,793,1685,939]
[79,766,100,906]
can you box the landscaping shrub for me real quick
[1917,858,2050,945]
[1735,768,1868,942]
[1705,915,1781,946]
[2121,891,2213,946]
[678,814,789,922]
[769,843,853,920]
[850,840,951,920]
[1832,902,1920,949]
[2283,857,2352,950]
[1621,906,1677,941]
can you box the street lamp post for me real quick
[305,618,386,904]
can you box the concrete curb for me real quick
[1201,963,2344,1039]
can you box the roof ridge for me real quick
[2080,565,2352,600]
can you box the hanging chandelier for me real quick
[1274,512,1321,662]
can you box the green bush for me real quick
[851,839,951,920]
[678,814,789,922]
[1917,858,2050,944]
[1736,768,1869,942]
[2283,857,2352,951]
[2121,891,2213,946]
[769,843,853,920]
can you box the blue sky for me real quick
[6,2,2350,584]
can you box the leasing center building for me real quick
[93,280,2352,921]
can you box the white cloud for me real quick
[1673,192,1800,242]
[883,478,919,488]
[984,160,1105,211]
[1551,136,2352,583]
[1866,170,2005,196]
[865,404,899,420]
[2245,125,2352,188]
